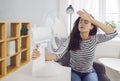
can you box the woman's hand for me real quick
[77,9,115,33]
[77,9,94,22]
[32,49,40,60]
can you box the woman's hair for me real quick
[67,17,97,51]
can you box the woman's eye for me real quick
[84,22,89,24]
[79,21,89,24]
[79,21,82,23]
[79,20,89,24]
[84,20,89,24]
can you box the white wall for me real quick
[0,0,59,26]
[0,0,70,32]
[59,0,69,34]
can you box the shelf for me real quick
[7,66,19,74]
[21,35,29,38]
[9,22,20,37]
[0,42,6,59]
[20,22,30,67]
[20,60,29,66]
[0,60,6,78]
[21,48,29,52]
[0,75,4,79]
[0,22,6,40]
[6,55,20,74]
[0,21,30,79]
[20,50,30,65]
[20,22,30,36]
[0,40,4,43]
[7,52,19,58]
[21,37,29,49]
[7,37,19,41]
[0,57,2,61]
[0,57,5,62]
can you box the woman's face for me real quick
[78,18,93,33]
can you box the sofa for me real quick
[57,51,111,81]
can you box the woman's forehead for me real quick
[79,18,89,23]
[80,18,87,21]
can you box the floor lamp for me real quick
[66,5,74,34]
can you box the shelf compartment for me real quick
[7,22,20,38]
[0,42,6,59]
[7,52,19,58]
[6,39,20,56]
[7,55,20,74]
[7,37,19,41]
[0,22,6,40]
[20,22,30,36]
[0,40,4,43]
[21,37,30,49]
[0,60,7,78]
[20,50,30,65]
[21,35,29,38]
[21,48,29,52]
[0,58,5,62]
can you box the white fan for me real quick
[31,25,64,77]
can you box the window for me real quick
[70,0,120,34]
[105,0,120,33]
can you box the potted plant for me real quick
[105,21,116,29]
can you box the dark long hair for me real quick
[67,17,97,51]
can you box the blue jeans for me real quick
[71,68,98,81]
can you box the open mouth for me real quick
[80,26,85,29]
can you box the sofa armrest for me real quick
[93,62,111,81]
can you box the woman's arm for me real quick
[77,9,115,34]
[45,53,57,61]
[90,18,115,34]
[32,38,69,61]
[32,49,57,61]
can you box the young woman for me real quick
[32,10,118,81]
